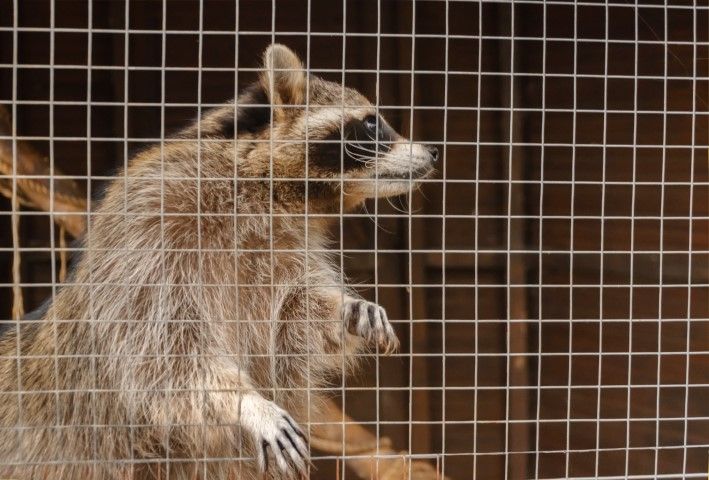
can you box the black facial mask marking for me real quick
[311,115,397,173]
[361,115,397,146]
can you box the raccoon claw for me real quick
[246,397,309,478]
[343,298,399,354]
[260,422,309,477]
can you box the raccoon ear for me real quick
[260,44,306,112]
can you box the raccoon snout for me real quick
[424,144,439,163]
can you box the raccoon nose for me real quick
[425,144,439,162]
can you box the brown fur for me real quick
[0,44,435,479]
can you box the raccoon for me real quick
[0,44,437,479]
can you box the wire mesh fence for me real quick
[0,1,707,479]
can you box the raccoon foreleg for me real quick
[140,367,309,478]
[341,295,399,354]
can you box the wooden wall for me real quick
[0,1,707,479]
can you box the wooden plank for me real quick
[497,5,531,479]
[347,252,500,273]
[398,1,432,456]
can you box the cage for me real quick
[0,1,707,479]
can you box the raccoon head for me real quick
[234,44,438,212]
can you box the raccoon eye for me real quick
[362,115,379,135]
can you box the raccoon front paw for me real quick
[343,298,399,354]
[241,394,309,478]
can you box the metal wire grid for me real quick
[1,1,707,479]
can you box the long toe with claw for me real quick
[258,411,309,479]
[241,394,309,479]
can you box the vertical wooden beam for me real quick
[397,1,432,456]
[341,0,415,453]
[375,1,412,450]
[497,5,532,480]
[108,0,125,167]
